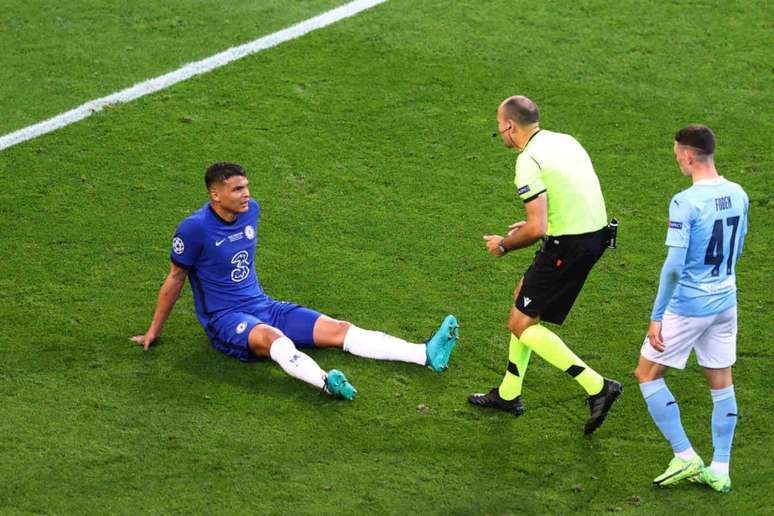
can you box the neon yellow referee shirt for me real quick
[514,129,607,236]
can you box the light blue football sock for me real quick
[711,385,737,463]
[640,379,692,454]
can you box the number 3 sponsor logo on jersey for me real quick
[230,250,250,282]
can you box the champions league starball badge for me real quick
[172,237,185,255]
[244,225,255,240]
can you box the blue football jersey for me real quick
[170,199,271,326]
[665,177,749,317]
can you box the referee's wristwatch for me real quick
[497,239,509,255]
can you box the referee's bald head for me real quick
[499,96,540,127]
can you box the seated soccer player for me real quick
[131,162,458,399]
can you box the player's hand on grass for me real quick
[647,320,665,352]
[508,221,526,235]
[130,332,158,351]
[484,234,505,257]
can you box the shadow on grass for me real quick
[170,338,333,400]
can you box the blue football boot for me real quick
[425,315,459,372]
[324,369,357,400]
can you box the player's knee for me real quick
[249,324,285,357]
[508,317,528,338]
[333,320,352,340]
[507,318,520,337]
[311,316,351,348]
[258,324,284,341]
[508,306,539,338]
[634,363,660,383]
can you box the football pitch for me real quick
[1,0,771,513]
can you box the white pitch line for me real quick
[0,0,387,152]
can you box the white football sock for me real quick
[710,461,729,475]
[674,447,697,461]
[343,325,426,365]
[269,337,326,390]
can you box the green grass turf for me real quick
[0,0,346,135]
[1,0,772,513]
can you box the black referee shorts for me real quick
[515,227,608,325]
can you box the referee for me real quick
[469,95,622,434]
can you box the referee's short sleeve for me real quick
[665,194,691,248]
[515,153,546,203]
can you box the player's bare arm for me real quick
[130,261,189,351]
[508,221,526,234]
[646,245,687,353]
[484,193,547,256]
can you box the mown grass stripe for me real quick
[0,0,387,152]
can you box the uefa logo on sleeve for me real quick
[236,321,248,334]
[244,225,255,240]
[172,237,185,255]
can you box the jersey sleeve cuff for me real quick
[522,190,547,204]
[170,256,192,270]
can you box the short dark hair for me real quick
[501,96,540,126]
[675,125,715,158]
[205,162,246,190]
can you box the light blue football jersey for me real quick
[665,177,749,317]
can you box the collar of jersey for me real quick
[521,128,542,152]
[693,176,726,186]
[208,204,239,225]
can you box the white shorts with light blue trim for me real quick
[640,306,737,369]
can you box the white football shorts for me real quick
[640,306,737,369]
